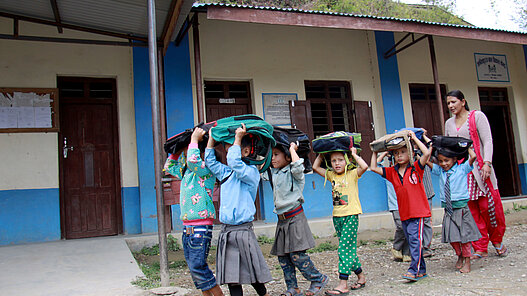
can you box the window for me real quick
[305,81,354,138]
[409,84,448,137]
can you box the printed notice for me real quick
[16,107,35,128]
[262,93,297,126]
[0,107,18,128]
[35,107,52,128]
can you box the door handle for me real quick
[63,137,74,158]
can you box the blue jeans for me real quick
[182,225,216,291]
[278,251,324,290]
[402,218,426,275]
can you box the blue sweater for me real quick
[205,145,260,225]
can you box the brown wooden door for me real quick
[58,77,121,239]
[409,84,448,136]
[354,101,375,162]
[478,87,520,197]
[204,81,263,220]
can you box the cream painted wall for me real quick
[396,34,527,163]
[191,16,386,137]
[0,20,138,189]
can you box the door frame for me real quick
[478,86,521,197]
[57,76,123,238]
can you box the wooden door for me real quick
[204,81,263,220]
[479,87,520,197]
[409,84,448,136]
[58,77,121,239]
[354,101,375,162]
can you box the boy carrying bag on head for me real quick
[370,130,432,282]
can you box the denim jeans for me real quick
[182,225,216,291]
[278,251,324,290]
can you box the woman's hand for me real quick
[481,162,492,180]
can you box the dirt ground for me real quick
[140,209,527,295]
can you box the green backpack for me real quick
[210,114,275,172]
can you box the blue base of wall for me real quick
[122,187,141,234]
[0,188,61,246]
[519,163,527,195]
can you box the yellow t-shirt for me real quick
[327,169,362,217]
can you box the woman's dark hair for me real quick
[447,89,469,111]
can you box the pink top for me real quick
[444,111,498,191]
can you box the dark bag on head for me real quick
[164,121,216,155]
[431,136,472,159]
[211,114,275,172]
[312,131,361,154]
[272,126,312,172]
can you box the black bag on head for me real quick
[164,121,216,155]
[272,126,312,172]
[431,136,473,160]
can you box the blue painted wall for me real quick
[519,163,527,195]
[375,31,406,133]
[0,188,61,246]
[523,45,527,71]
[133,36,194,233]
[121,186,141,234]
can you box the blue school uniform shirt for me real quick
[262,159,305,215]
[205,145,260,225]
[378,162,398,211]
[431,162,473,207]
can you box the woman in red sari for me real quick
[444,90,508,259]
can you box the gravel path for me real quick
[166,209,527,295]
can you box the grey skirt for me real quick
[216,222,273,285]
[271,211,316,256]
[442,206,481,244]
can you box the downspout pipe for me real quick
[428,35,445,133]
[193,14,205,123]
[147,0,170,286]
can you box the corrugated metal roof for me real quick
[0,0,194,40]
[193,2,527,35]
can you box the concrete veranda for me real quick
[0,236,146,296]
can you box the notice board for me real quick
[0,88,59,133]
[262,93,297,126]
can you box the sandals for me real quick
[281,288,303,296]
[305,274,329,296]
[494,243,509,257]
[324,289,349,296]
[350,281,366,290]
[470,251,488,260]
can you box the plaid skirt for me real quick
[216,222,273,285]
[441,206,481,244]
[271,211,316,256]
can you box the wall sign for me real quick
[474,53,510,82]
[262,93,297,126]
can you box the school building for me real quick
[1,2,527,246]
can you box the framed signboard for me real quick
[262,93,297,126]
[474,53,510,82]
[0,88,59,133]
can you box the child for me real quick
[312,147,368,294]
[376,151,411,263]
[421,132,435,258]
[431,146,481,273]
[264,142,329,296]
[205,123,272,296]
[370,131,431,282]
[163,127,223,296]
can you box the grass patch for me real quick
[137,235,181,256]
[373,239,387,246]
[513,202,527,212]
[359,240,368,246]
[307,241,338,253]
[257,235,275,245]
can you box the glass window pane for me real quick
[331,103,351,132]
[305,85,325,99]
[478,90,490,101]
[492,90,506,101]
[328,85,347,99]
[89,82,113,98]
[204,83,224,98]
[228,84,249,98]
[409,86,426,100]
[311,103,329,137]
[58,80,84,98]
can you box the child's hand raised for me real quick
[408,130,417,140]
[207,128,215,148]
[350,147,358,155]
[290,142,298,151]
[235,123,247,140]
[191,127,206,143]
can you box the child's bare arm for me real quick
[207,129,215,148]
[376,151,389,164]
[410,131,431,167]
[290,142,300,163]
[468,147,477,166]
[369,150,383,175]
[351,147,368,177]
[312,154,326,177]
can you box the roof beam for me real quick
[160,0,185,55]
[206,6,527,45]
[49,0,63,33]
[0,11,148,42]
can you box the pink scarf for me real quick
[468,110,498,227]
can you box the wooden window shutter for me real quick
[353,101,375,162]
[289,100,316,163]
